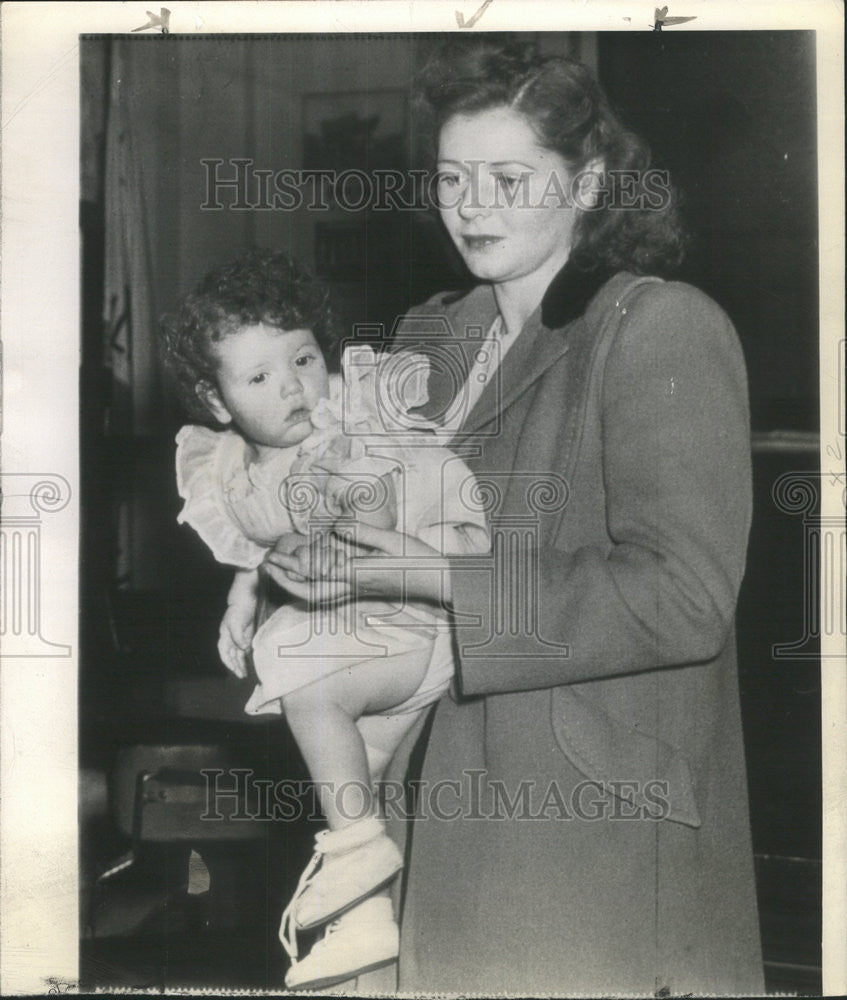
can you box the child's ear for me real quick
[574,157,605,210]
[196,380,232,424]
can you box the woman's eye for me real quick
[494,173,523,191]
[437,172,462,188]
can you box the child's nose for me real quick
[280,372,303,398]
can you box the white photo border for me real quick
[1,1,843,994]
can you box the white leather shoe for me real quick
[281,817,403,936]
[283,896,399,991]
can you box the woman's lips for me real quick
[462,235,503,250]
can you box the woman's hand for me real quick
[263,531,353,603]
[265,530,328,583]
[264,522,452,606]
[336,523,453,605]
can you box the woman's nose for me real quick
[457,173,494,220]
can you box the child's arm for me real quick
[325,471,398,531]
[217,568,259,679]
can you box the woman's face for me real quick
[437,106,582,288]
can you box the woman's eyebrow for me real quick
[436,159,536,169]
[489,160,535,170]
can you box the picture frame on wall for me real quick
[302,89,408,175]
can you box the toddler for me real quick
[160,250,488,989]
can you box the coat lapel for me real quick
[395,262,615,433]
[461,310,567,433]
[461,262,616,434]
[394,285,498,426]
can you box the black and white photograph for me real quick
[1,3,845,997]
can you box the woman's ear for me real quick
[574,157,605,211]
[196,380,232,424]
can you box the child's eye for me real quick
[295,354,315,368]
[249,372,268,385]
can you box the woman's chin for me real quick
[461,259,510,282]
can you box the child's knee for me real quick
[281,683,322,720]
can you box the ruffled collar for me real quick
[300,344,436,452]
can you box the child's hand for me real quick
[270,531,311,562]
[264,533,352,604]
[266,531,314,584]
[217,601,256,679]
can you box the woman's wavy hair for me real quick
[416,39,687,275]
[159,249,340,422]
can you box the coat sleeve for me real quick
[448,282,753,696]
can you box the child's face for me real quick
[203,323,329,449]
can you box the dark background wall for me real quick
[600,31,819,432]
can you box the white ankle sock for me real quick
[316,815,385,854]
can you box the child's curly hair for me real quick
[160,249,340,422]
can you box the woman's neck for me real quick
[492,250,572,337]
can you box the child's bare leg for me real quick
[281,647,431,830]
[356,711,427,785]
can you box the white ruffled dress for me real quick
[176,346,490,717]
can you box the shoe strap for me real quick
[279,847,323,962]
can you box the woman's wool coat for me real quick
[371,268,764,996]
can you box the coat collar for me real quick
[541,259,617,329]
[455,260,615,434]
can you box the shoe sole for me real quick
[285,955,397,991]
[294,868,402,933]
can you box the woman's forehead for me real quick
[437,106,550,163]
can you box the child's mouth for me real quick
[287,407,311,425]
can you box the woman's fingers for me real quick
[264,547,350,604]
[334,521,405,555]
[267,550,307,578]
[271,531,309,557]
[263,556,312,599]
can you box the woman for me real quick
[266,40,764,995]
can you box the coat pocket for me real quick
[550,686,701,828]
